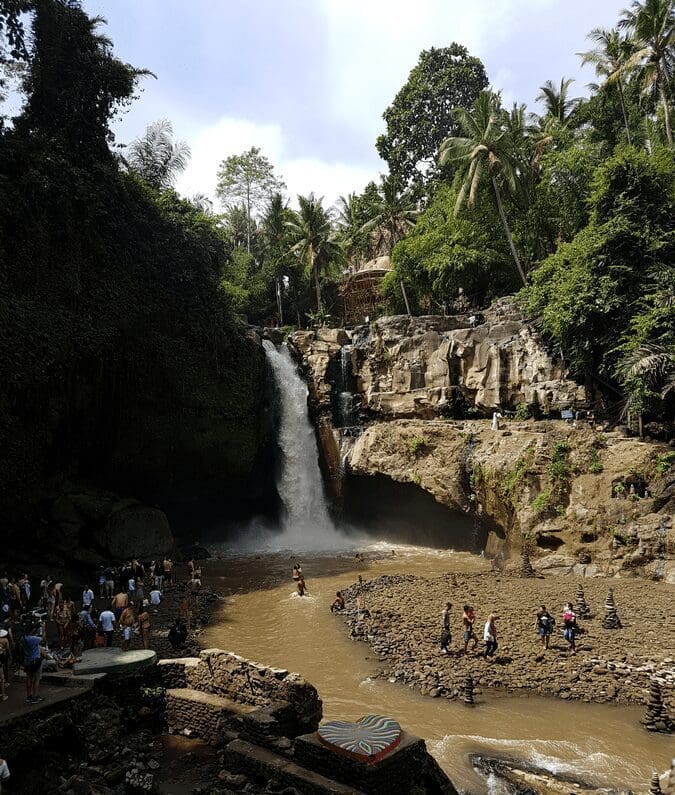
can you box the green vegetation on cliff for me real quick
[0,1,270,509]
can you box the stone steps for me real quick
[224,737,363,795]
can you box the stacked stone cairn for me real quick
[666,758,675,794]
[601,588,622,629]
[650,771,663,795]
[643,681,674,734]
[520,549,535,578]
[463,674,475,706]
[575,584,591,619]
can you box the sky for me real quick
[81,0,628,207]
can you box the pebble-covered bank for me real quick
[340,572,675,714]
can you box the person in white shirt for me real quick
[149,589,162,606]
[99,609,116,647]
[82,586,94,609]
[483,614,498,660]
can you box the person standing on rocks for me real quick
[119,604,137,652]
[111,589,128,621]
[138,602,151,650]
[440,602,452,655]
[82,584,94,611]
[562,603,578,654]
[462,606,478,654]
[22,621,45,703]
[483,614,498,660]
[536,605,554,650]
[99,607,116,647]
[330,592,345,612]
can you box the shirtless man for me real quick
[111,590,129,621]
[119,604,137,651]
[462,605,479,654]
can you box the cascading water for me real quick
[337,344,355,428]
[264,340,344,549]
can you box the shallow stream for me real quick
[202,545,674,793]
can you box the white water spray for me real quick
[264,341,344,550]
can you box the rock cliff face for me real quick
[346,418,674,579]
[287,303,673,576]
[290,299,585,420]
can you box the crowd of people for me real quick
[0,555,199,707]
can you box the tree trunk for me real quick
[617,82,632,145]
[246,183,251,253]
[311,249,322,313]
[491,174,527,287]
[658,80,672,146]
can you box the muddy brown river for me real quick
[202,545,674,793]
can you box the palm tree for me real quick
[618,0,675,145]
[359,175,418,257]
[336,193,364,264]
[286,194,341,313]
[579,28,635,143]
[439,91,528,286]
[127,119,191,190]
[536,78,580,126]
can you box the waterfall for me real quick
[337,344,355,427]
[264,341,344,549]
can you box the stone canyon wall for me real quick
[287,299,674,576]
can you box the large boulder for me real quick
[93,499,174,560]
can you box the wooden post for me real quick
[400,280,412,317]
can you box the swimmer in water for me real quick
[296,577,307,597]
[292,564,302,581]
[330,591,345,612]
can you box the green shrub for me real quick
[548,441,571,481]
[531,489,551,515]
[588,448,604,474]
[407,435,430,457]
[514,403,530,420]
[655,451,675,475]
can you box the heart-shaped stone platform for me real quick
[317,714,402,764]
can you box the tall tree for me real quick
[216,146,285,252]
[579,28,635,143]
[286,194,341,313]
[376,44,488,188]
[536,78,580,126]
[619,0,675,145]
[127,119,190,190]
[439,92,528,286]
[16,0,146,161]
[359,174,418,256]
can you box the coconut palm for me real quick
[618,0,675,145]
[439,91,528,286]
[127,119,191,190]
[336,193,364,263]
[286,194,342,313]
[536,78,580,126]
[579,28,635,143]
[359,175,418,257]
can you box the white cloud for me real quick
[175,115,378,210]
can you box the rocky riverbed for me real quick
[340,571,675,715]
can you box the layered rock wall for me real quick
[347,418,674,573]
[290,299,585,420]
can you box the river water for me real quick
[201,548,673,794]
[201,343,673,792]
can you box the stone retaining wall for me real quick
[158,649,322,741]
[165,688,251,744]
